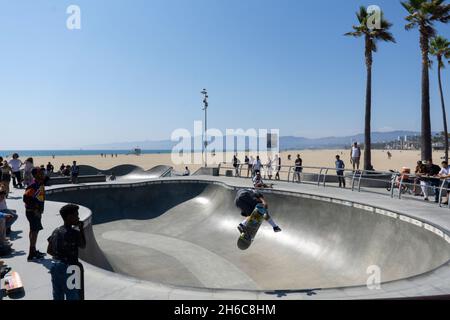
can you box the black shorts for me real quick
[26,210,43,232]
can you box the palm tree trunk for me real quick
[420,26,432,161]
[364,64,372,171]
[438,58,449,163]
[364,36,373,171]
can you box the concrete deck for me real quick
[2,175,450,300]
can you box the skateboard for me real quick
[3,271,24,296]
[237,208,265,250]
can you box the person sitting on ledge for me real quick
[252,170,273,189]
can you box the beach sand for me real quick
[26,149,444,174]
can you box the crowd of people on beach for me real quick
[0,153,86,300]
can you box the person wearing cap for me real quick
[47,204,86,300]
[238,203,281,234]
[350,142,361,171]
[234,189,281,233]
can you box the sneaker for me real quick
[35,251,46,258]
[273,226,282,233]
[424,197,429,201]
[237,223,246,234]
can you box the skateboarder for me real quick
[239,203,281,234]
[234,189,281,232]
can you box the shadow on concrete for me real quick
[1,250,26,259]
[264,289,322,298]
[28,257,53,272]
[8,230,23,241]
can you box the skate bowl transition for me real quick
[45,179,450,294]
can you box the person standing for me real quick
[23,167,46,261]
[266,156,273,180]
[47,204,86,300]
[350,142,361,171]
[294,154,303,183]
[335,155,346,188]
[245,156,250,177]
[252,156,262,177]
[0,161,12,196]
[8,153,23,189]
[233,155,240,177]
[71,161,80,184]
[275,154,281,180]
[427,159,442,203]
[23,158,34,188]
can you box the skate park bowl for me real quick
[45,179,450,293]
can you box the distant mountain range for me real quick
[86,131,425,151]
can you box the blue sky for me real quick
[0,0,449,149]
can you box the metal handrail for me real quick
[216,162,450,209]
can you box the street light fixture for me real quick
[201,89,209,167]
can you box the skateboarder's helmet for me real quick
[255,203,267,215]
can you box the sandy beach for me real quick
[21,149,444,174]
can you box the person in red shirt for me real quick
[23,167,46,261]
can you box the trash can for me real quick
[212,168,220,176]
[225,170,233,177]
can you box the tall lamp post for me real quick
[201,89,209,167]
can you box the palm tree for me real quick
[430,36,450,162]
[345,7,396,171]
[402,0,450,162]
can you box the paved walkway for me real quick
[2,176,450,300]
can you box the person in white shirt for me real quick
[439,161,450,202]
[252,156,262,178]
[8,153,23,189]
[183,167,190,176]
[266,157,273,180]
[350,142,361,171]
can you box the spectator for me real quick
[233,155,240,177]
[287,155,292,161]
[252,156,262,177]
[63,165,71,177]
[249,156,255,177]
[275,154,281,181]
[266,156,273,180]
[417,162,431,201]
[427,159,442,203]
[59,164,66,175]
[46,162,54,174]
[8,153,23,189]
[0,186,18,235]
[23,167,47,261]
[245,156,250,177]
[294,154,303,183]
[413,160,423,195]
[252,170,273,189]
[350,142,361,171]
[1,161,12,196]
[71,161,80,184]
[183,167,190,176]
[23,158,34,188]
[47,204,86,300]
[439,161,450,203]
[387,151,392,160]
[335,155,346,188]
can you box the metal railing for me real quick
[217,162,450,209]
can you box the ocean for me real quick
[0,150,172,158]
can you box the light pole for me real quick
[201,89,209,167]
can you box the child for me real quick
[47,204,86,300]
